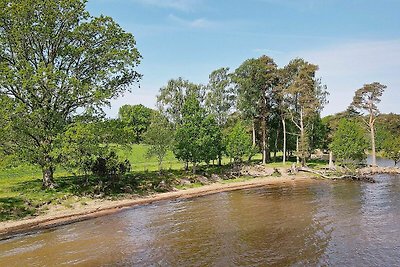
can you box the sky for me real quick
[87,0,400,117]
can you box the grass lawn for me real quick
[0,144,326,221]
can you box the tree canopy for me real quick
[0,0,141,187]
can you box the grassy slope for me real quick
[0,144,323,221]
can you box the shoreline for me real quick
[0,174,314,240]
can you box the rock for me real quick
[157,180,171,191]
[210,174,222,182]
[196,176,209,185]
[180,178,191,186]
[123,185,133,194]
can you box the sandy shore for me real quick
[0,174,314,240]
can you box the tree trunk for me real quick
[184,161,189,171]
[329,151,335,170]
[370,122,377,167]
[261,118,267,164]
[42,167,55,188]
[282,118,286,164]
[299,109,306,167]
[218,154,222,166]
[252,120,256,147]
[296,136,300,165]
[274,127,279,162]
[192,163,197,174]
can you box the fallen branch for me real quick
[297,167,375,183]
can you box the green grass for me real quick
[0,145,327,222]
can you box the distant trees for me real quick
[350,82,387,167]
[0,0,141,188]
[118,104,154,143]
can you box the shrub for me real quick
[90,151,131,180]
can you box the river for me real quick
[0,162,399,266]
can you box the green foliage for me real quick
[351,82,387,117]
[284,59,329,166]
[90,151,131,180]
[350,82,387,166]
[330,119,368,164]
[157,78,204,125]
[225,121,252,164]
[118,104,154,143]
[56,122,105,175]
[0,0,141,187]
[233,55,278,164]
[173,96,222,172]
[383,135,400,166]
[144,114,174,170]
[205,67,235,126]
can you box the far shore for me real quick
[0,174,315,240]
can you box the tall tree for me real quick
[156,77,204,126]
[233,56,277,164]
[285,59,328,166]
[205,67,235,127]
[118,104,154,143]
[0,0,141,187]
[350,82,387,167]
[205,67,234,164]
[274,67,292,164]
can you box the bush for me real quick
[90,151,131,180]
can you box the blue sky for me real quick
[87,0,400,117]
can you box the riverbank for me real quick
[0,174,313,239]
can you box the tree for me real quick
[383,136,400,166]
[285,59,328,166]
[233,56,278,164]
[350,82,387,167]
[205,67,233,164]
[205,67,235,127]
[225,121,252,165]
[330,119,368,165]
[118,104,154,143]
[143,114,174,171]
[157,78,204,126]
[0,0,141,187]
[173,95,221,173]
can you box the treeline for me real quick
[0,0,398,190]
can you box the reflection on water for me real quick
[1,175,400,266]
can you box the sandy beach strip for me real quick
[0,175,314,240]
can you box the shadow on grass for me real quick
[3,164,241,222]
[0,197,35,221]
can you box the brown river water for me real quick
[0,159,399,266]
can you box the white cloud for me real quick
[132,0,202,11]
[287,40,400,115]
[168,14,215,28]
